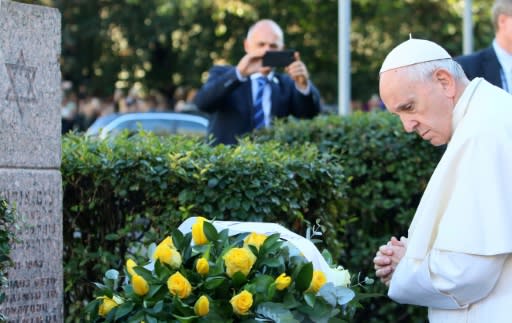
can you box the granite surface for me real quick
[0,0,61,169]
[0,1,63,322]
[0,169,63,322]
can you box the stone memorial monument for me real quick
[0,0,62,322]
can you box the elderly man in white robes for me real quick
[373,38,512,322]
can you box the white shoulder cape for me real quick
[406,78,512,259]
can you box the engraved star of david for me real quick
[5,50,37,118]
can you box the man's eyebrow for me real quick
[394,102,412,112]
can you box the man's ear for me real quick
[243,39,249,53]
[434,68,456,98]
[498,13,509,30]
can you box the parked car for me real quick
[86,112,209,139]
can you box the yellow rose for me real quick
[167,272,192,299]
[222,247,257,278]
[230,290,253,315]
[243,232,267,250]
[307,270,327,294]
[153,244,182,268]
[191,217,209,245]
[196,257,209,275]
[194,295,210,317]
[132,274,149,296]
[159,236,174,248]
[274,273,292,291]
[98,296,118,317]
[126,258,137,277]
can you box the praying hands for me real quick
[373,236,408,286]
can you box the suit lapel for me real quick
[482,47,503,87]
[238,79,254,122]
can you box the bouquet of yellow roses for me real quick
[85,217,364,322]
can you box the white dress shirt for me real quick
[236,69,311,127]
[493,39,512,93]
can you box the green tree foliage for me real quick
[18,0,494,103]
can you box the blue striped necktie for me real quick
[253,76,268,129]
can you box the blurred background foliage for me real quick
[20,0,494,104]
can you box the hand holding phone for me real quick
[262,50,296,67]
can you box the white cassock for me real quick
[388,78,512,323]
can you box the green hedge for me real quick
[62,112,444,322]
[0,199,16,322]
[61,133,348,321]
[251,112,444,322]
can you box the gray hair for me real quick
[403,59,467,83]
[492,0,512,31]
[246,19,284,45]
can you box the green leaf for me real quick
[147,284,166,299]
[204,276,226,290]
[267,283,276,300]
[317,283,337,306]
[114,302,134,320]
[249,275,274,295]
[295,262,313,292]
[304,293,316,307]
[144,314,158,323]
[321,249,333,266]
[334,286,355,306]
[84,299,101,318]
[105,269,119,281]
[171,229,186,250]
[282,293,301,309]
[92,282,107,290]
[105,233,119,241]
[127,311,145,323]
[231,271,247,287]
[171,314,196,323]
[203,221,218,242]
[152,300,164,313]
[261,233,281,251]
[259,257,283,268]
[255,302,300,323]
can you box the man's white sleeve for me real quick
[388,249,507,309]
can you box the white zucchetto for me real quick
[380,38,452,74]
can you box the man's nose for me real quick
[401,117,417,133]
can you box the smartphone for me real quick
[262,50,295,67]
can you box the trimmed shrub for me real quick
[62,111,444,322]
[61,132,348,320]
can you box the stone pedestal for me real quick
[0,0,62,322]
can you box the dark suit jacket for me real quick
[194,65,321,145]
[455,46,502,88]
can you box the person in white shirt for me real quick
[373,38,512,322]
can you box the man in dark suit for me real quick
[194,19,321,145]
[455,47,502,87]
[455,0,512,92]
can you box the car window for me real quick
[108,120,142,137]
[85,114,119,136]
[109,119,176,136]
[93,113,209,139]
[175,120,207,135]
